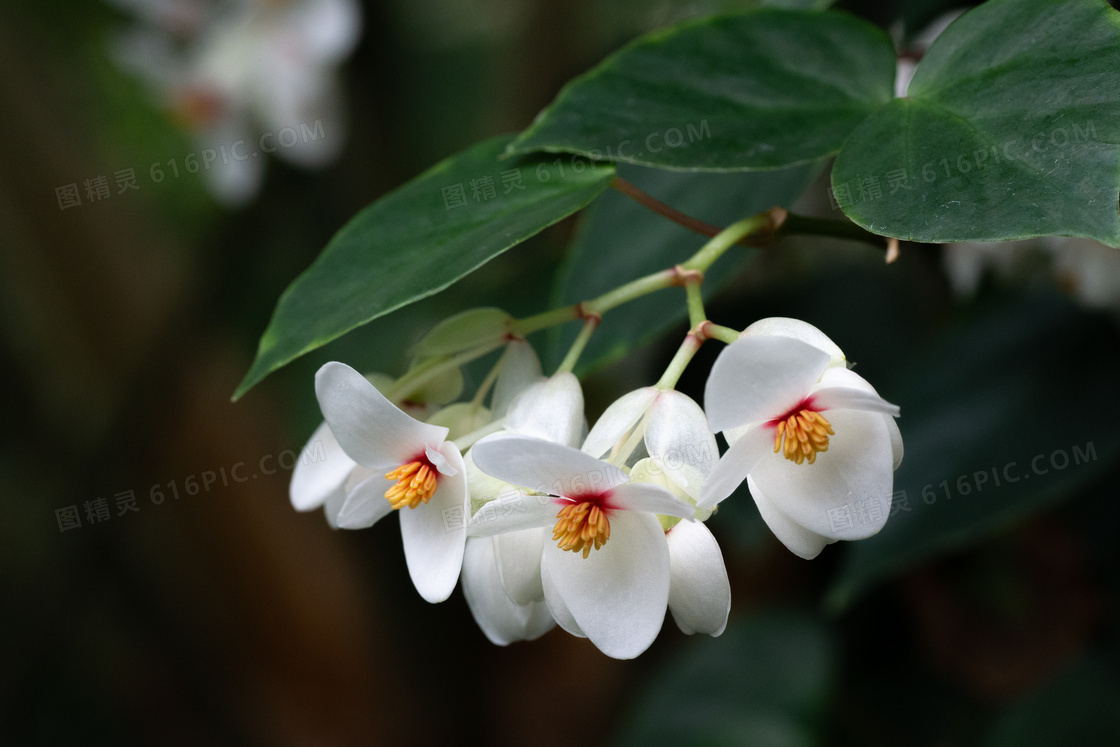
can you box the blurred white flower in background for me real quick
[110,0,362,206]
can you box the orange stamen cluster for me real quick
[773,409,834,465]
[552,501,611,558]
[384,460,438,510]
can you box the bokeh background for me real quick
[3,0,1120,744]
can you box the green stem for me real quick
[609,412,648,467]
[583,269,677,316]
[682,215,772,274]
[655,333,702,390]
[511,305,580,336]
[612,177,889,252]
[556,316,600,374]
[685,280,706,329]
[387,339,504,402]
[471,346,508,407]
[704,323,741,345]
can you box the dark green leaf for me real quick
[234,135,615,399]
[827,292,1120,610]
[550,162,820,372]
[833,0,1120,246]
[508,10,895,170]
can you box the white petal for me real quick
[491,340,543,417]
[811,386,900,417]
[811,367,900,417]
[698,425,774,509]
[749,409,894,540]
[495,528,546,605]
[315,361,448,469]
[541,558,585,638]
[467,488,558,537]
[197,119,264,207]
[464,449,507,509]
[471,434,627,497]
[335,467,394,529]
[749,476,832,560]
[544,511,670,659]
[289,421,355,511]
[284,0,363,63]
[609,482,696,521]
[398,443,467,603]
[705,336,830,433]
[645,390,719,494]
[581,387,658,460]
[740,317,846,367]
[666,520,730,636]
[886,416,904,471]
[505,372,584,447]
[425,446,458,476]
[461,537,555,646]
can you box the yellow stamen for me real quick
[772,409,834,465]
[552,502,611,558]
[384,460,439,510]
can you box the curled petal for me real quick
[749,408,894,540]
[666,520,731,636]
[472,434,627,497]
[748,476,832,560]
[886,416,904,471]
[461,537,555,646]
[645,390,718,493]
[399,443,468,603]
[740,317,846,367]
[705,336,830,433]
[492,340,543,417]
[542,559,585,638]
[609,482,696,521]
[698,425,774,509]
[289,421,355,511]
[467,488,558,537]
[336,467,395,530]
[315,362,448,469]
[495,528,547,605]
[543,511,670,659]
[506,372,584,447]
[581,387,658,460]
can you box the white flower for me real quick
[470,434,696,659]
[289,371,447,527]
[701,319,903,560]
[1047,237,1120,314]
[311,362,468,603]
[461,369,582,645]
[582,387,730,636]
[113,0,362,206]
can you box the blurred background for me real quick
[2,0,1119,744]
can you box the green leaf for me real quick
[234,135,615,399]
[508,10,895,170]
[613,612,836,747]
[833,0,1120,246]
[549,162,820,373]
[826,292,1120,611]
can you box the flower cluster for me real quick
[111,0,362,206]
[290,317,902,658]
